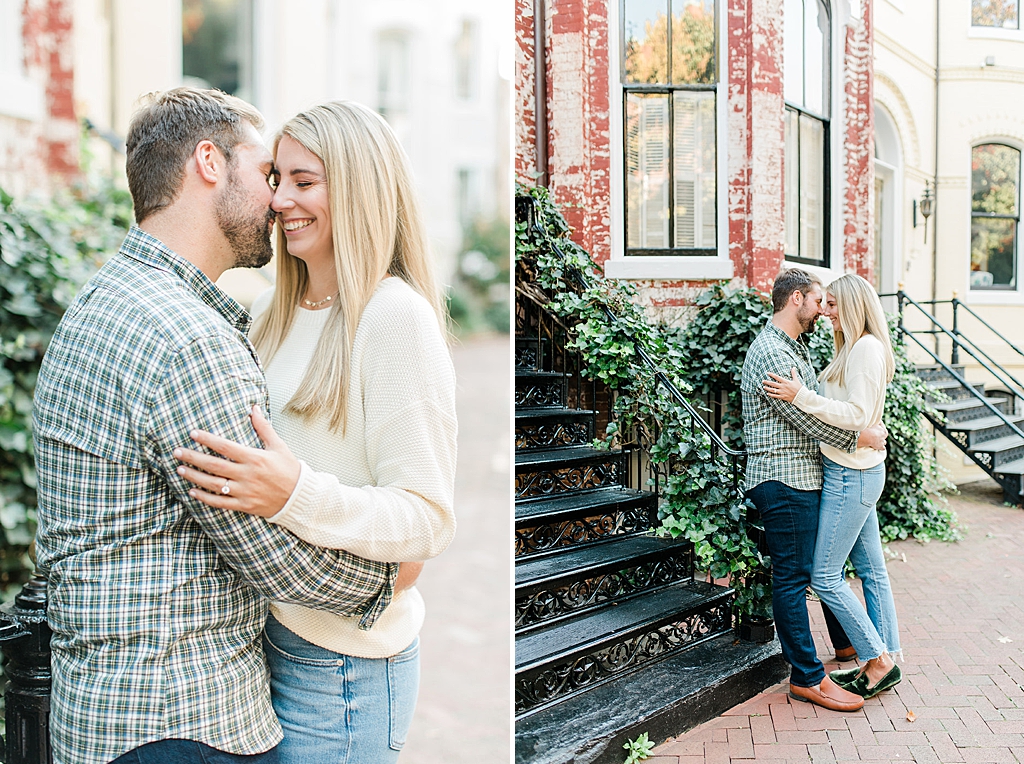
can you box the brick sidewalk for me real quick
[649,481,1024,764]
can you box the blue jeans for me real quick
[811,457,901,660]
[110,740,279,763]
[263,614,420,764]
[746,480,841,688]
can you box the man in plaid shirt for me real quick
[33,89,399,764]
[741,269,886,713]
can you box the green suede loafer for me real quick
[829,667,862,688]
[843,664,902,699]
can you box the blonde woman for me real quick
[762,274,901,699]
[173,101,457,761]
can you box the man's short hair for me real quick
[771,268,822,313]
[125,87,265,223]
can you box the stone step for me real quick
[515,407,596,451]
[514,634,787,764]
[515,580,734,717]
[515,446,623,501]
[514,487,657,559]
[515,534,694,630]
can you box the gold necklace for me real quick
[302,292,338,309]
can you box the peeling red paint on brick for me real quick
[516,0,539,184]
[843,4,874,280]
[547,0,611,265]
[22,0,78,182]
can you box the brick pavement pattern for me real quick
[650,482,1024,764]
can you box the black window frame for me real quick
[783,0,831,269]
[620,0,719,258]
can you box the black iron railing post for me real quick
[951,292,960,366]
[0,571,52,764]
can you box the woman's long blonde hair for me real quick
[819,273,896,387]
[251,101,447,433]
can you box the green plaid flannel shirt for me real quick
[33,227,397,764]
[741,319,858,493]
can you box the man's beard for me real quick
[797,305,819,334]
[216,171,275,269]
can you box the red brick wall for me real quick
[21,0,78,184]
[516,0,539,185]
[515,0,875,297]
[842,8,875,281]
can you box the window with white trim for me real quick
[621,0,717,256]
[971,143,1020,290]
[783,0,830,267]
[972,0,1019,29]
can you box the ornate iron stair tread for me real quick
[993,457,1024,476]
[967,433,1024,454]
[515,445,617,468]
[514,633,787,764]
[515,407,596,421]
[944,414,1024,432]
[515,580,732,673]
[930,397,1008,413]
[515,369,563,379]
[515,533,686,591]
[514,486,653,526]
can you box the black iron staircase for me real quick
[894,292,1024,504]
[514,195,786,764]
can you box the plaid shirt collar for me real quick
[763,318,811,361]
[120,226,251,335]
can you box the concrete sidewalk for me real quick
[649,481,1024,764]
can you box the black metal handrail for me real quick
[881,293,1024,399]
[516,195,745,490]
[890,291,1024,443]
[951,298,1024,360]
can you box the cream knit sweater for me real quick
[251,277,457,658]
[792,333,887,471]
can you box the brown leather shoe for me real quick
[789,675,865,712]
[834,646,858,662]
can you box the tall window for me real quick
[182,0,253,101]
[622,0,717,256]
[972,0,1019,28]
[971,144,1020,290]
[454,19,478,101]
[378,31,410,124]
[784,0,830,266]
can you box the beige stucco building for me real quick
[874,0,1024,482]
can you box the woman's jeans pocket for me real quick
[263,614,420,763]
[387,637,420,751]
[859,462,885,508]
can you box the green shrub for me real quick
[450,216,510,335]
[0,180,132,596]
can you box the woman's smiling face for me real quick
[823,292,842,334]
[271,135,333,267]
